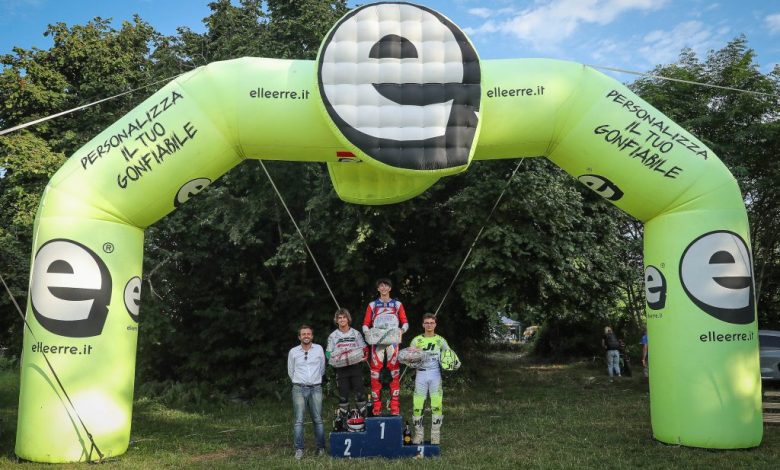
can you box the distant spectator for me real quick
[602,326,621,378]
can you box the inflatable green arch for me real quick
[16,2,761,462]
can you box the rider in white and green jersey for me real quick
[409,313,450,445]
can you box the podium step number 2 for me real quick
[329,416,440,459]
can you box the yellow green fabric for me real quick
[17,4,761,463]
[411,334,448,417]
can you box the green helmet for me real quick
[440,349,461,371]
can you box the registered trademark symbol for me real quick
[103,242,114,253]
[660,263,665,268]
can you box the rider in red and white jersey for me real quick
[362,278,408,416]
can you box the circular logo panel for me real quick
[175,178,212,207]
[679,231,755,324]
[124,276,142,323]
[317,2,481,172]
[577,174,624,201]
[30,239,112,337]
[644,265,667,310]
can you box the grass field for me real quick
[1,352,779,469]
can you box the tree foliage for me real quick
[630,37,780,328]
[0,16,159,353]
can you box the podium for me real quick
[329,416,440,458]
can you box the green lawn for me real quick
[2,354,779,469]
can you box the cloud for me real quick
[638,21,720,66]
[767,13,780,35]
[466,6,517,19]
[687,2,719,18]
[586,38,625,63]
[0,0,43,10]
[466,0,669,51]
[0,0,43,32]
[468,7,494,19]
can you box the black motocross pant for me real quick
[336,363,366,406]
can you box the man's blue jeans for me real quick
[292,384,325,451]
[606,350,621,377]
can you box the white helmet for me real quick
[398,346,424,368]
[329,347,365,368]
[365,326,401,345]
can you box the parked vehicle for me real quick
[759,330,780,380]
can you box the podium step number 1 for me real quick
[329,416,440,458]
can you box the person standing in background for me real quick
[602,326,621,378]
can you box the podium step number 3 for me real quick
[329,416,440,458]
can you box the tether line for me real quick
[399,161,525,385]
[0,72,186,136]
[587,64,780,99]
[1,273,105,462]
[433,159,526,317]
[258,160,340,310]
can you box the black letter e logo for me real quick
[30,239,112,337]
[644,265,667,310]
[679,231,754,325]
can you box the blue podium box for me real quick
[329,416,440,459]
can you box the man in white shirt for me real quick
[288,324,326,459]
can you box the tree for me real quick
[134,0,351,394]
[0,132,65,351]
[263,0,348,59]
[0,16,160,353]
[631,37,780,328]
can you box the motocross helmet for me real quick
[347,409,365,432]
[398,346,424,368]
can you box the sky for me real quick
[0,0,779,80]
